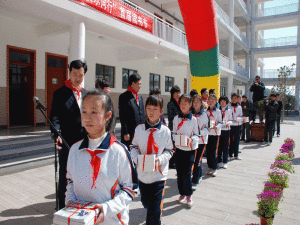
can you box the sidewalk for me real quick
[0,121,299,224]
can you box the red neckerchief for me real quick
[231,103,238,113]
[86,149,105,189]
[147,129,159,154]
[127,86,139,104]
[177,118,188,131]
[208,109,214,118]
[202,96,208,101]
[65,79,82,101]
[175,98,180,106]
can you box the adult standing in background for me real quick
[50,59,88,209]
[274,93,283,137]
[241,95,253,142]
[250,75,265,123]
[95,78,111,95]
[167,85,181,169]
[119,74,145,150]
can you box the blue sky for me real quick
[262,0,298,69]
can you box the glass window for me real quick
[184,78,187,94]
[149,73,160,91]
[47,58,64,68]
[9,52,31,64]
[122,68,137,89]
[95,64,115,88]
[165,76,174,92]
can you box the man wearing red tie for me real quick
[119,74,145,149]
[50,59,88,209]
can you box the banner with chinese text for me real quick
[73,0,153,33]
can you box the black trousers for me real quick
[241,122,250,141]
[206,136,219,170]
[175,149,195,196]
[229,126,241,157]
[58,146,69,209]
[139,180,166,225]
[192,144,205,184]
[218,130,230,164]
[274,115,281,136]
[264,120,275,142]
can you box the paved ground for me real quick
[0,120,299,225]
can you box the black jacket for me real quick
[118,91,145,144]
[250,82,265,102]
[265,100,278,121]
[277,100,283,115]
[50,85,88,149]
[167,98,181,131]
[241,100,254,117]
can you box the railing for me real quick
[257,36,297,48]
[237,0,247,13]
[215,1,230,25]
[233,24,249,46]
[116,0,188,50]
[257,3,298,17]
[220,54,230,69]
[262,69,296,78]
[234,61,249,78]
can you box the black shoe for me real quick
[245,140,250,143]
[169,164,176,169]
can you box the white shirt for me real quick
[73,90,82,112]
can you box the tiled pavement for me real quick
[0,121,300,225]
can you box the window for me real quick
[221,87,226,96]
[95,64,115,88]
[47,58,63,68]
[165,76,174,92]
[184,78,187,94]
[122,68,137,89]
[149,73,160,91]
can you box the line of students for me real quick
[65,88,245,225]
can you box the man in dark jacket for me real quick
[264,93,278,145]
[119,74,145,150]
[241,95,253,142]
[274,93,283,137]
[50,59,88,209]
[250,76,265,122]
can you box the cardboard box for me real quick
[137,154,156,173]
[174,134,188,147]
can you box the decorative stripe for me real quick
[160,181,166,218]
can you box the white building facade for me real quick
[2,0,286,128]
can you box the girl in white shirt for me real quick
[65,90,138,225]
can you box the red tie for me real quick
[86,149,105,189]
[127,86,139,104]
[65,79,82,101]
[209,110,214,118]
[233,107,237,113]
[177,119,188,131]
[222,110,226,118]
[147,129,159,154]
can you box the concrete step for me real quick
[0,136,53,151]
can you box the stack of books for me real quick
[137,154,156,173]
[53,201,99,225]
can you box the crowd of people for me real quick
[49,59,283,225]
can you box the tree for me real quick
[272,63,296,121]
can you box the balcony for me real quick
[220,54,230,69]
[256,3,298,17]
[257,36,297,48]
[262,69,296,78]
[220,54,249,79]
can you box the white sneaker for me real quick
[206,168,213,175]
[211,170,217,177]
[178,195,186,204]
[192,183,198,191]
[223,163,228,169]
[234,156,242,160]
[267,142,271,146]
[186,196,193,208]
[218,163,223,168]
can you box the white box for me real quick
[137,154,156,173]
[210,119,216,128]
[174,134,188,147]
[243,117,249,123]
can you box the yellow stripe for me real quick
[191,73,221,99]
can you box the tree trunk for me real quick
[281,104,284,122]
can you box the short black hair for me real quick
[95,78,110,89]
[270,93,276,97]
[82,89,115,133]
[179,93,192,104]
[276,93,280,96]
[231,93,238,99]
[201,88,207,95]
[149,88,161,96]
[170,85,181,99]
[129,74,141,86]
[219,95,229,104]
[145,95,163,109]
[208,94,217,101]
[69,59,88,74]
[255,75,261,79]
[242,95,247,98]
[190,89,198,98]
[236,94,241,98]
[209,89,215,94]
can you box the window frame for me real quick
[122,68,138,89]
[165,76,174,92]
[95,64,115,88]
[149,73,161,91]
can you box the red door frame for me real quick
[7,45,36,128]
[45,53,68,124]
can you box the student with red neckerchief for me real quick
[50,59,88,209]
[118,74,145,150]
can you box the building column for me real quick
[227,75,234,98]
[245,83,250,98]
[249,52,256,100]
[229,34,234,70]
[251,0,256,18]
[229,0,235,28]
[296,49,300,111]
[247,0,251,16]
[246,53,250,75]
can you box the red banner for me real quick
[73,0,153,33]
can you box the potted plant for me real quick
[257,190,282,225]
[268,168,290,189]
[275,152,295,161]
[270,160,295,174]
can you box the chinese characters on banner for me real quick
[73,0,153,33]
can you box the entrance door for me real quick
[8,47,36,127]
[46,53,68,119]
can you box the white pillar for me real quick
[227,75,234,98]
[229,34,235,70]
[249,52,256,100]
[246,24,251,43]
[229,0,235,28]
[296,49,300,111]
[246,53,250,75]
[245,83,250,98]
[251,0,256,18]
[247,0,251,16]
[251,23,256,48]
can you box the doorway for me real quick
[7,46,36,127]
[45,53,68,121]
